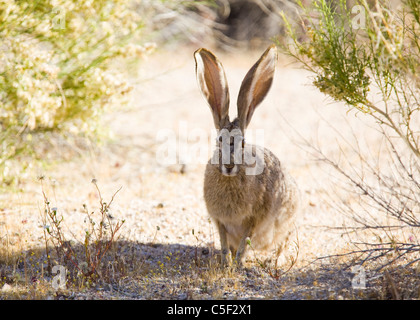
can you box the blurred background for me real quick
[0,0,405,187]
[0,0,308,186]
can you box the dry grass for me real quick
[0,46,419,300]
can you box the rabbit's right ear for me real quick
[237,45,277,132]
[194,48,230,129]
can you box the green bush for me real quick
[0,0,154,185]
[282,0,419,158]
[281,0,419,269]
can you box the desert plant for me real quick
[281,0,419,270]
[0,0,155,185]
[247,235,300,279]
[40,178,124,281]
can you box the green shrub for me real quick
[0,0,153,185]
[281,0,419,269]
[282,0,419,158]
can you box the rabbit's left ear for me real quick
[237,45,277,132]
[194,48,230,129]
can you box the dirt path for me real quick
[1,46,410,299]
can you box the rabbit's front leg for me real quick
[216,221,232,266]
[235,223,255,267]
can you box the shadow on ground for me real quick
[2,239,418,300]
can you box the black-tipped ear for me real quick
[194,48,230,129]
[237,45,277,131]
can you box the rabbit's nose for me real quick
[224,163,235,169]
[224,166,234,174]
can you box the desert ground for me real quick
[0,45,418,300]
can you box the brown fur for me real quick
[204,143,299,265]
[194,45,300,266]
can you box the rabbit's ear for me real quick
[194,48,230,129]
[237,45,277,132]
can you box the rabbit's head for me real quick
[194,45,277,176]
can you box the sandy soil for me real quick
[0,46,418,300]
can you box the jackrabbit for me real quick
[194,45,299,267]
